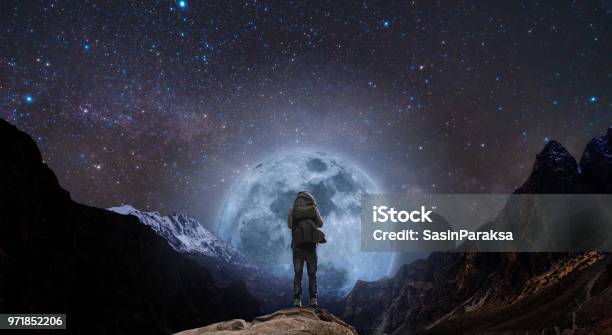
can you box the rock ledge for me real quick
[175,307,358,335]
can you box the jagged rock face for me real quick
[0,120,259,334]
[515,140,582,194]
[338,128,612,335]
[580,127,612,193]
[175,308,358,335]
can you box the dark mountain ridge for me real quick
[0,119,259,334]
[337,127,612,334]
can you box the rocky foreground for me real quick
[175,308,358,335]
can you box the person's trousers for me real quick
[292,246,317,299]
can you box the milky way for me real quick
[1,1,611,227]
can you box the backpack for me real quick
[291,204,326,247]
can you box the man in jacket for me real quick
[287,191,324,308]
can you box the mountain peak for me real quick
[516,127,612,194]
[579,127,612,193]
[516,139,579,193]
[108,205,248,266]
[537,140,575,167]
[540,139,567,154]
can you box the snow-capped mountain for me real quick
[108,205,247,266]
[108,205,291,312]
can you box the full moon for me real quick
[217,151,392,295]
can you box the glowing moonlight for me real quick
[218,151,392,294]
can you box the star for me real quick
[2,1,610,237]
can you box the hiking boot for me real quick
[308,297,318,308]
[293,297,302,307]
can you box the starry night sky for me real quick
[2,1,611,228]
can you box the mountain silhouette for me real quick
[337,127,612,335]
[0,119,259,334]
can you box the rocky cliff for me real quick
[175,308,359,335]
[338,127,612,334]
[0,119,259,334]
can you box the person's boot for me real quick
[293,296,302,307]
[308,296,318,308]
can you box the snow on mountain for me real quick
[108,205,248,266]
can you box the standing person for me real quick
[287,191,325,308]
